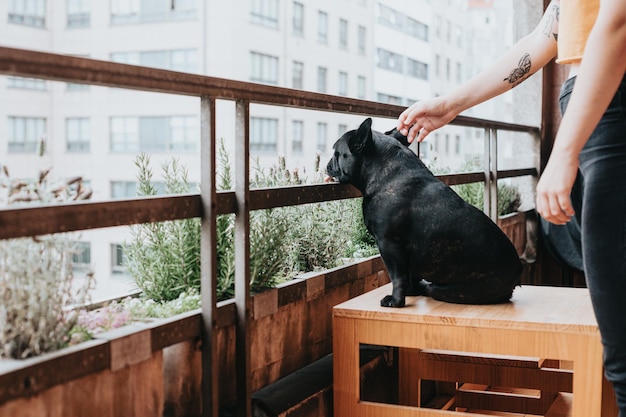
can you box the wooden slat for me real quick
[0,340,110,404]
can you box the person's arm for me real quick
[398,1,560,143]
[536,0,626,225]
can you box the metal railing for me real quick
[0,46,539,417]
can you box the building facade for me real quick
[1,0,524,299]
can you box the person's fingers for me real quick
[397,108,411,131]
[537,191,573,225]
[417,128,429,142]
[557,193,575,217]
[407,124,421,143]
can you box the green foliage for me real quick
[125,154,201,302]
[435,160,522,216]
[126,142,378,303]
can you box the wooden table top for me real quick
[333,284,599,335]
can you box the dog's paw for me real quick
[380,295,405,308]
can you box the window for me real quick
[7,77,46,90]
[71,241,91,270]
[292,61,304,89]
[292,120,303,152]
[358,25,366,55]
[293,2,304,36]
[111,181,168,199]
[317,67,327,93]
[377,93,402,105]
[407,59,428,80]
[111,181,136,199]
[377,48,403,73]
[317,122,327,152]
[67,0,90,27]
[250,52,279,85]
[170,116,197,151]
[8,117,46,153]
[317,11,328,44]
[250,0,278,28]
[110,116,197,153]
[377,3,402,29]
[407,17,428,41]
[456,62,462,83]
[338,71,348,96]
[446,58,451,81]
[66,118,90,152]
[111,117,139,152]
[8,0,46,27]
[338,124,347,136]
[111,49,198,73]
[455,135,461,155]
[434,54,440,77]
[357,75,366,99]
[339,18,348,49]
[111,244,127,274]
[111,0,196,24]
[250,117,278,152]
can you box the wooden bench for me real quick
[333,284,617,417]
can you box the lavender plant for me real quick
[0,159,94,359]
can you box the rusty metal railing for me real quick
[0,46,539,417]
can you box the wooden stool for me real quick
[333,284,617,417]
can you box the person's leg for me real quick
[577,77,626,416]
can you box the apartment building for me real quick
[1,0,514,299]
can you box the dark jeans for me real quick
[557,74,626,416]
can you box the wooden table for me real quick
[333,284,617,417]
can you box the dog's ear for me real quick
[384,127,410,147]
[349,118,373,154]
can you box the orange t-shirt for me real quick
[556,0,600,64]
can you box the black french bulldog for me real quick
[326,118,521,307]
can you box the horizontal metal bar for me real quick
[0,169,536,240]
[0,195,202,239]
[497,167,538,179]
[0,47,539,134]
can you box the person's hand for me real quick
[396,97,459,143]
[535,153,579,225]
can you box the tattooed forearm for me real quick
[503,53,531,87]
[542,4,559,41]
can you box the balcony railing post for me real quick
[483,128,499,221]
[490,128,499,221]
[200,96,220,417]
[235,99,252,417]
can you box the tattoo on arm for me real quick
[503,53,532,86]
[542,4,559,41]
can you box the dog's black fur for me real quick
[326,118,521,307]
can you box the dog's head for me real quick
[325,118,410,188]
[325,118,373,186]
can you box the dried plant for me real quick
[0,156,94,359]
[0,237,93,358]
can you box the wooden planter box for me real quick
[0,256,390,417]
[0,216,528,417]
